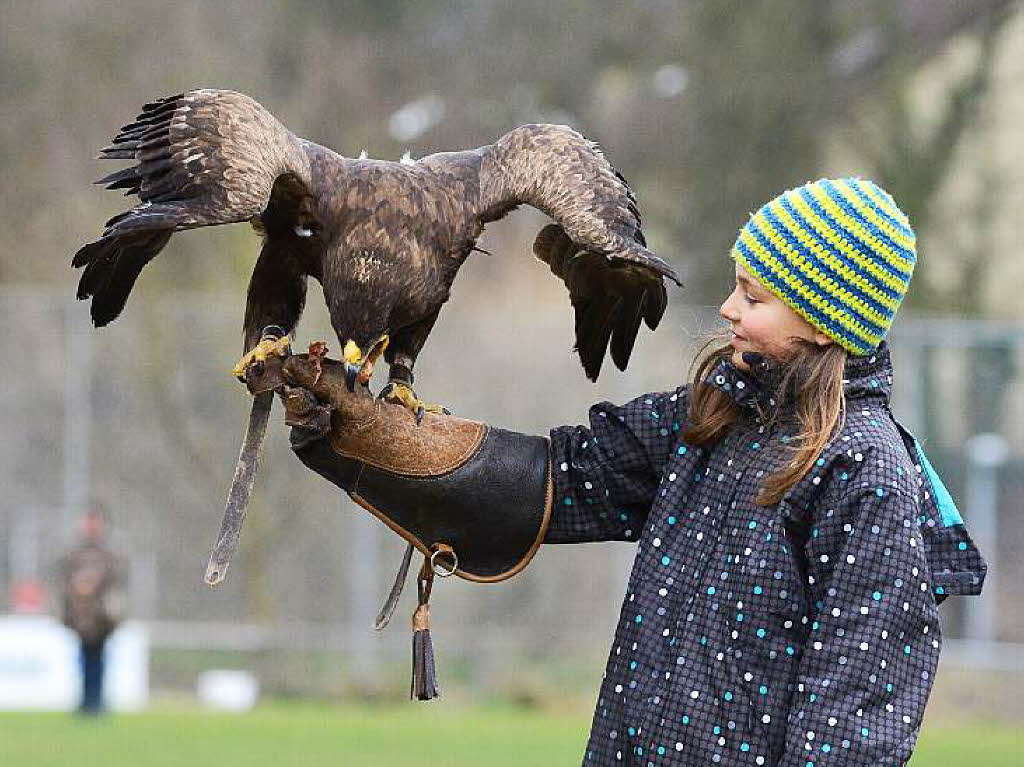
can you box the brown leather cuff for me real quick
[274,353,553,582]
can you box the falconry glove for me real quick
[248,348,553,699]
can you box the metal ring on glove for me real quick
[430,546,458,578]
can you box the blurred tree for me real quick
[1,0,1015,311]
[839,1,1014,313]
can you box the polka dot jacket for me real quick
[547,343,986,767]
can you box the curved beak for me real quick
[342,335,390,391]
[342,340,363,392]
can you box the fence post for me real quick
[63,300,92,541]
[344,503,382,691]
[963,432,1008,646]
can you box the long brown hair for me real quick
[683,338,848,505]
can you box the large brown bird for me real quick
[73,89,680,415]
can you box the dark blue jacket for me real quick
[548,343,985,766]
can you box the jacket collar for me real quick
[706,342,894,412]
[841,342,894,402]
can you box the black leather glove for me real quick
[256,351,554,583]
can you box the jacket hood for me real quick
[891,418,987,600]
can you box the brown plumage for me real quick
[73,89,681,385]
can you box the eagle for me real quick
[73,89,680,416]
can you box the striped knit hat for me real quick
[730,178,916,355]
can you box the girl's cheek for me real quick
[742,321,763,347]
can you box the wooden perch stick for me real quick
[204,389,273,586]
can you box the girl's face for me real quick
[719,263,832,370]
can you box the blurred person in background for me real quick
[273,178,986,766]
[59,507,124,715]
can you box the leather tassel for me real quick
[411,559,440,700]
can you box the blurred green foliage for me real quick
[0,702,1019,766]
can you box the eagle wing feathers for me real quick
[533,223,669,380]
[471,124,679,379]
[74,89,313,326]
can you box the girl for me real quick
[544,178,986,765]
[282,177,986,766]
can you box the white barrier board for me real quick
[0,615,148,710]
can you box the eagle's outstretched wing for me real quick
[531,223,669,380]
[469,124,681,380]
[73,89,313,327]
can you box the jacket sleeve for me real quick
[777,444,941,767]
[545,386,687,544]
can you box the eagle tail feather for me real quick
[97,203,185,235]
[73,229,173,326]
[609,286,646,371]
[574,294,621,382]
[535,224,671,378]
[643,283,668,331]
[95,166,141,190]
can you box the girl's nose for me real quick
[719,289,739,321]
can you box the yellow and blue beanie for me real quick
[730,178,916,355]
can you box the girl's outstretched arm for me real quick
[546,387,688,544]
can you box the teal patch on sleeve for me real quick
[915,443,964,527]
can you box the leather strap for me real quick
[374,542,415,631]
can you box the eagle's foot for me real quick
[232,335,292,381]
[379,380,450,426]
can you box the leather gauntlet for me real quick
[243,347,554,700]
[256,352,554,583]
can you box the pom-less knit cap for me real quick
[730,178,916,355]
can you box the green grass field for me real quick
[1,703,1019,766]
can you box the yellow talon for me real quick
[381,380,449,423]
[383,381,418,410]
[231,335,292,378]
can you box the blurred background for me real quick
[1,0,1022,764]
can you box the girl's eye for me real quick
[744,293,759,304]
